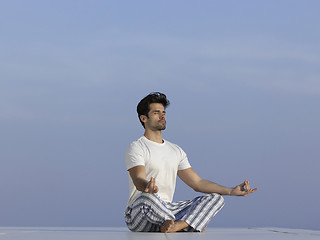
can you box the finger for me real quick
[145,180,151,192]
[148,178,153,190]
[245,180,251,191]
[239,181,246,190]
[149,177,155,191]
[152,177,156,184]
[151,178,158,192]
[145,177,154,192]
[247,187,258,194]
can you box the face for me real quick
[141,103,166,131]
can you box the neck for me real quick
[144,130,163,143]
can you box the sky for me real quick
[0,0,319,230]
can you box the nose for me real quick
[160,112,166,119]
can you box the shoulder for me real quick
[126,137,147,154]
[125,137,147,169]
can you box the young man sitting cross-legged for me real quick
[124,92,258,233]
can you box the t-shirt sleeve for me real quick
[177,146,191,170]
[125,142,145,170]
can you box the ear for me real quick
[140,115,147,123]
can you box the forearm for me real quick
[195,179,232,195]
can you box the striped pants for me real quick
[124,192,225,232]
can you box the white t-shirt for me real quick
[125,136,191,206]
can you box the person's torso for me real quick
[126,136,184,206]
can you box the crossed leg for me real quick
[125,193,223,232]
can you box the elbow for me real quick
[192,186,201,192]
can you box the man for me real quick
[124,92,258,233]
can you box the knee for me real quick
[204,193,225,206]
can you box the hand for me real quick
[144,177,159,194]
[230,180,258,196]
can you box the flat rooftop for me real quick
[1,227,319,240]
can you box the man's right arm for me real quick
[128,165,159,194]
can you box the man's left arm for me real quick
[177,168,258,196]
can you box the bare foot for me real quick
[160,220,175,233]
[160,220,189,233]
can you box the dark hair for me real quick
[137,92,170,128]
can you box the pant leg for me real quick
[167,193,225,232]
[124,192,175,232]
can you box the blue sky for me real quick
[1,0,319,230]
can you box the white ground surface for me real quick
[0,227,319,240]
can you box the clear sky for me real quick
[1,0,319,230]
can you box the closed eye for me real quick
[153,110,166,115]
